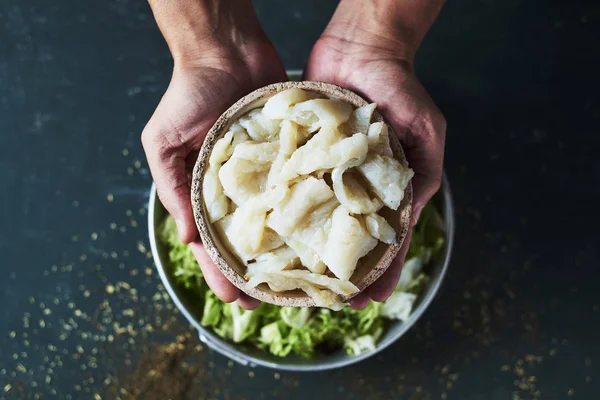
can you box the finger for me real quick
[367,230,412,302]
[391,101,446,221]
[237,293,261,310]
[404,132,444,224]
[142,123,198,244]
[348,292,371,310]
[189,241,239,303]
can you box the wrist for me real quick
[327,0,446,63]
[148,0,268,68]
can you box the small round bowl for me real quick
[190,81,413,307]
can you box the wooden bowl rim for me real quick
[191,81,413,307]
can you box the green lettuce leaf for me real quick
[200,291,222,327]
[159,216,205,293]
[280,307,311,329]
[259,322,293,357]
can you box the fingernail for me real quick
[412,205,424,226]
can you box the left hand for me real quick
[142,0,288,310]
[305,15,446,308]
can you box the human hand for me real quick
[143,0,286,309]
[306,0,447,308]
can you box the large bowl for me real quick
[147,71,455,371]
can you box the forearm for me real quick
[325,0,446,61]
[147,0,266,65]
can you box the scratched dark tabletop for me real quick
[1,0,599,399]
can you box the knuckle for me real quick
[141,120,164,152]
[433,110,447,134]
[140,125,153,149]
[431,174,442,192]
[420,108,446,137]
[141,118,189,156]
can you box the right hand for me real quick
[142,30,286,309]
[304,0,447,309]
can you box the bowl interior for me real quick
[191,81,413,307]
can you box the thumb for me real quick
[405,136,444,226]
[142,129,198,244]
[374,85,446,224]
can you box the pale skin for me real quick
[143,0,447,310]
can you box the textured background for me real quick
[1,0,599,399]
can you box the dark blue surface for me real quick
[1,0,599,399]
